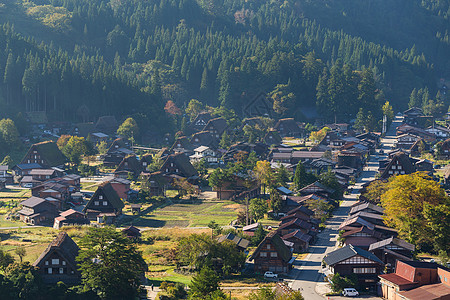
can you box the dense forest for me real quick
[0,0,448,134]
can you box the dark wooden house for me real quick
[114,155,143,179]
[103,138,134,167]
[369,237,415,270]
[160,153,198,179]
[203,117,228,138]
[21,141,66,168]
[122,225,141,239]
[249,231,294,274]
[323,244,384,291]
[380,152,416,179]
[281,230,312,252]
[82,182,124,222]
[12,163,43,177]
[18,197,58,225]
[33,232,81,284]
[141,171,168,197]
[190,112,212,133]
[95,115,118,134]
[274,118,303,138]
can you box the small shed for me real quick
[130,204,142,215]
[122,225,141,239]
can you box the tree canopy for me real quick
[76,226,146,300]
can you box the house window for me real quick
[175,169,179,173]
[143,162,147,166]
[62,261,66,266]
[45,261,49,266]
[166,168,169,172]
[171,163,174,167]
[260,252,267,257]
[99,195,103,200]
[48,268,52,274]
[267,244,271,249]
[103,201,108,206]
[52,259,59,265]
[398,165,402,170]
[125,162,128,166]
[270,252,278,258]
[59,268,64,274]
[392,166,396,170]
[94,201,99,206]
[353,267,376,274]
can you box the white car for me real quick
[342,288,359,297]
[264,271,278,278]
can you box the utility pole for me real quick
[246,196,249,225]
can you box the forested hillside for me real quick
[0,0,448,133]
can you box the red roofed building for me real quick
[379,260,450,300]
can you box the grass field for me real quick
[0,188,31,201]
[119,200,244,228]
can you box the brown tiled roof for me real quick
[379,273,416,286]
[399,283,450,299]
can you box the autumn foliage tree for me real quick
[380,172,448,248]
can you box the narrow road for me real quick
[288,116,402,299]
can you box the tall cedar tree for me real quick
[76,227,146,300]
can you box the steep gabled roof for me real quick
[114,155,143,174]
[22,141,66,167]
[380,152,416,179]
[161,153,197,178]
[274,118,301,133]
[204,117,228,134]
[33,232,79,270]
[250,231,292,263]
[264,130,283,145]
[95,116,118,133]
[323,244,384,266]
[171,136,193,151]
[84,182,124,211]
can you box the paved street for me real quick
[288,116,402,299]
